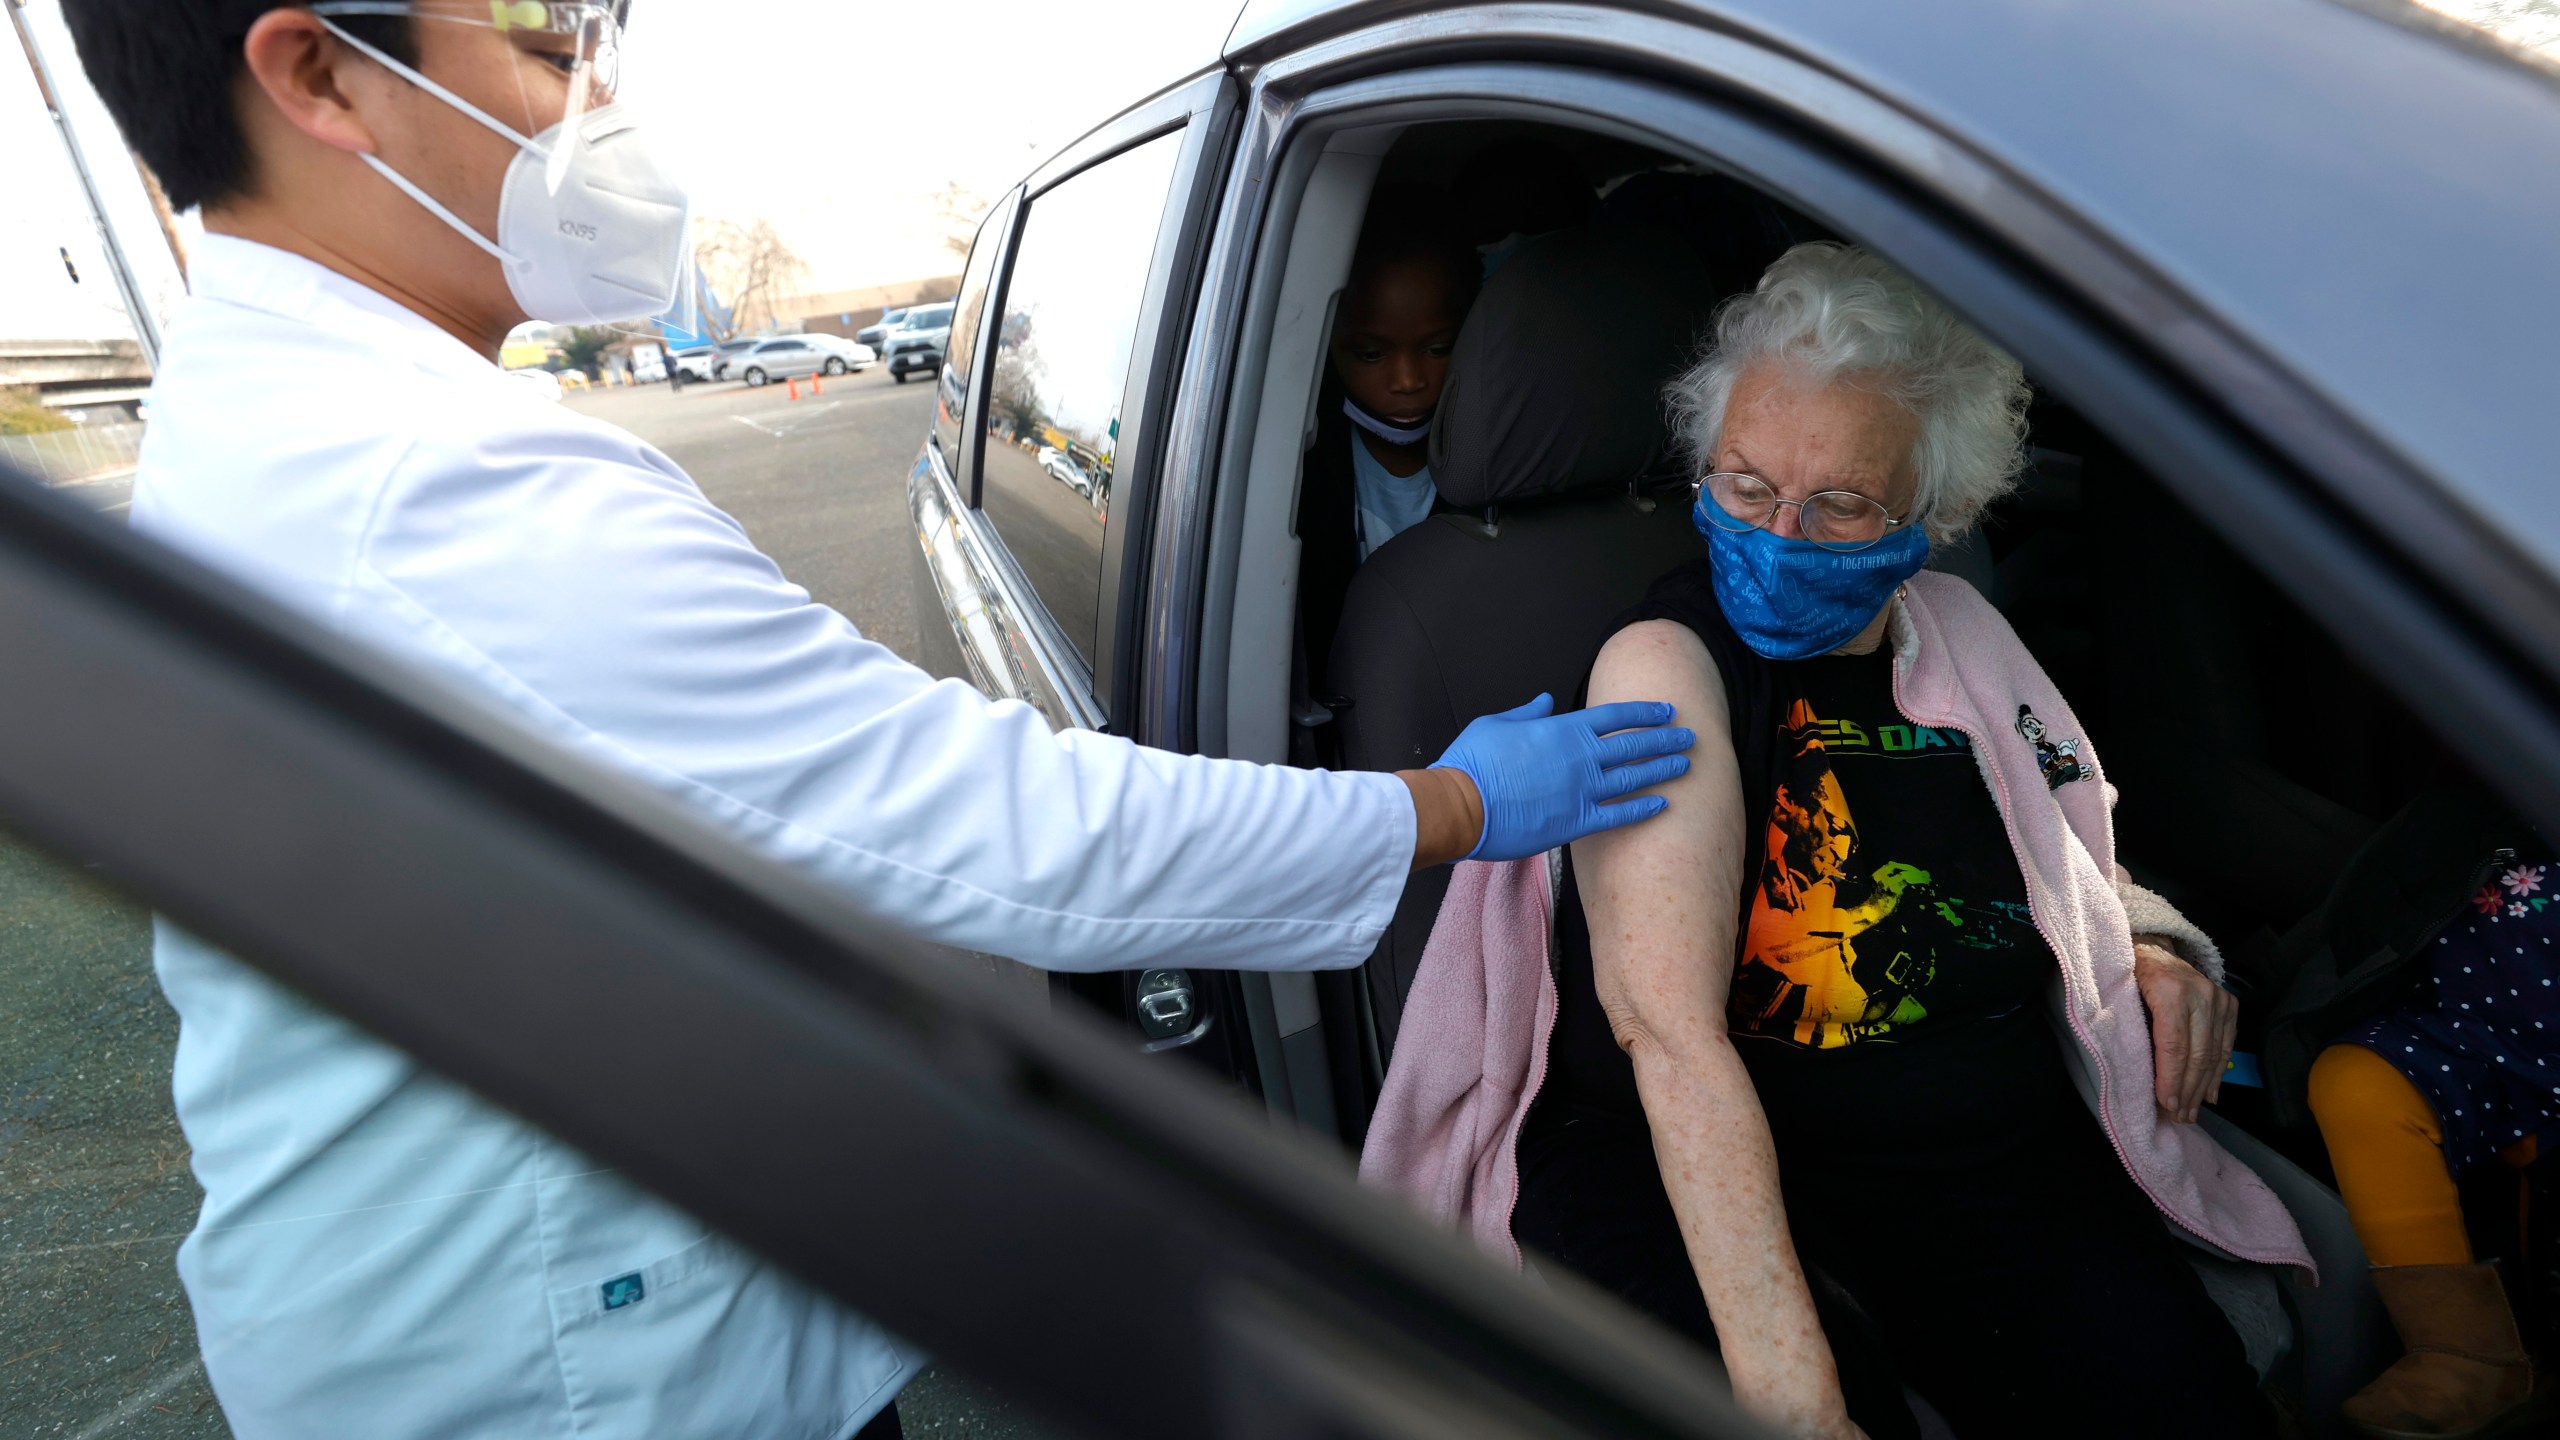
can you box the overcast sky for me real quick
[1,0,1232,341]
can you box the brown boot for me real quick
[2344,1262,2545,1439]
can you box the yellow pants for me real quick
[2308,1042,2540,1267]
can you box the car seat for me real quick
[1325,222,1718,1071]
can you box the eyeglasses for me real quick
[1692,471,1908,553]
[313,2,624,96]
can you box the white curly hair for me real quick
[1665,241,2031,544]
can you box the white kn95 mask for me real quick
[319,17,692,327]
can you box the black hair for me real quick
[1345,184,1481,317]
[60,2,412,213]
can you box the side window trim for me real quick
[1094,76,1241,719]
[959,77,1225,732]
[948,187,1023,505]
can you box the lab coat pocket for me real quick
[547,1231,915,1439]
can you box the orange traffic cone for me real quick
[811,371,824,395]
[786,376,800,401]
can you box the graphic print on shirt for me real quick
[1729,695,2042,1048]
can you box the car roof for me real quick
[1225,0,2560,579]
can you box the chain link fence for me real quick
[0,421,145,486]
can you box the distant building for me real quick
[773,276,962,339]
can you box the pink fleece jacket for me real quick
[1358,571,2315,1276]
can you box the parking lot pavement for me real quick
[0,837,224,1438]
[3,364,1055,1438]
[563,367,941,668]
[46,471,135,518]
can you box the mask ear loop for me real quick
[317,18,565,265]
[355,152,520,266]
[318,18,559,160]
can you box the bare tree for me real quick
[693,217,811,336]
[987,320,1051,447]
[930,182,992,261]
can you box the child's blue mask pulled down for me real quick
[1693,490,1931,661]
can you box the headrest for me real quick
[1429,223,1722,509]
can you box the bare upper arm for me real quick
[1571,620,1750,1055]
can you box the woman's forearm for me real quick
[1576,620,1855,1437]
[1628,1034,1849,1435]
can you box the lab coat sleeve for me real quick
[343,427,1415,973]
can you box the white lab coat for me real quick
[136,236,1416,1439]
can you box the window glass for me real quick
[978,130,1185,666]
[933,192,1019,473]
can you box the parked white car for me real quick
[670,347,719,382]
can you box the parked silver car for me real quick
[801,333,878,372]
[1037,445,1095,498]
[733,336,859,387]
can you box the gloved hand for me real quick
[1431,694,1695,861]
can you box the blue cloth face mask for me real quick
[1694,490,1932,661]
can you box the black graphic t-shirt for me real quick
[1732,655,2046,1049]
[1541,561,2072,1170]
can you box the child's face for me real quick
[1330,257,1466,433]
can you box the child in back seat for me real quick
[2304,839,2559,1437]
[1295,187,1481,693]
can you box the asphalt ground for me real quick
[1,366,1058,1437]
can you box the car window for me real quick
[976,131,1185,667]
[935,191,1020,476]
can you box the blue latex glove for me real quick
[1431,694,1695,861]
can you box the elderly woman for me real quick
[1364,241,2314,1440]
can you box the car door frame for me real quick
[1136,8,2560,1141]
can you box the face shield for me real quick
[311,0,627,186]
[312,1,700,335]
